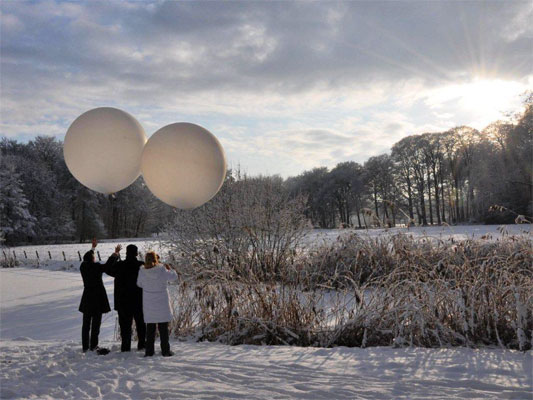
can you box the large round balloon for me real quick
[141,123,226,209]
[64,107,147,194]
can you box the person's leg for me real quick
[159,322,171,356]
[118,310,133,352]
[145,323,156,356]
[90,313,102,350]
[133,308,146,350]
[82,313,91,352]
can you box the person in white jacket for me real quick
[136,251,177,357]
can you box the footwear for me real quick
[162,351,174,357]
[144,353,154,357]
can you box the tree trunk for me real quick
[383,196,389,226]
[427,170,433,225]
[419,184,428,226]
[454,177,460,223]
[433,165,441,225]
[407,176,414,220]
[373,185,380,219]
[355,197,362,228]
[439,163,446,223]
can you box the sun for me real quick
[428,78,527,128]
[456,79,523,113]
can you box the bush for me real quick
[163,172,310,282]
[168,233,533,350]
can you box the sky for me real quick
[1,0,532,177]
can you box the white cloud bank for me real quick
[1,1,531,176]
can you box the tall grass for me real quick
[168,233,532,350]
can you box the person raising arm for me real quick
[78,239,121,355]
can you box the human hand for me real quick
[114,244,122,255]
[92,238,98,248]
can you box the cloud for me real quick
[1,0,531,176]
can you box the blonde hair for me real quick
[145,251,158,269]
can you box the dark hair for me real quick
[83,250,94,263]
[126,244,138,257]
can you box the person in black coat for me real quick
[107,244,146,352]
[79,239,121,354]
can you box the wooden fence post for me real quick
[12,250,16,261]
[78,251,82,261]
[97,251,101,261]
[62,251,66,261]
[24,250,27,259]
[36,250,39,260]
[2,251,6,261]
[48,251,52,260]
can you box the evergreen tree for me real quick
[0,156,36,244]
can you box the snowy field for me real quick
[1,263,532,399]
[5,224,532,264]
[2,337,531,400]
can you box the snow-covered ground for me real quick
[5,224,532,263]
[1,267,532,399]
[304,224,532,247]
[0,269,117,340]
[4,238,161,264]
[2,338,531,400]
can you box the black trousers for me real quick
[118,308,146,351]
[82,313,102,351]
[145,322,170,355]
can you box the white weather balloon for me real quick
[64,107,147,194]
[141,123,226,209]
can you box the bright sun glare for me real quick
[429,78,526,127]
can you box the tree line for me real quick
[1,95,531,245]
[0,137,174,245]
[287,96,532,228]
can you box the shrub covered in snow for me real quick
[164,173,310,282]
[168,233,532,350]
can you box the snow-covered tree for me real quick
[73,186,106,243]
[0,156,36,244]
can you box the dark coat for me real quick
[107,256,144,312]
[78,254,118,314]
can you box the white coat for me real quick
[136,265,177,323]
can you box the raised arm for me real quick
[103,244,122,275]
[163,264,178,281]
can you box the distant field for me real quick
[304,223,532,246]
[4,224,531,263]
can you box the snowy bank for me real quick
[1,339,532,400]
[1,268,532,399]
